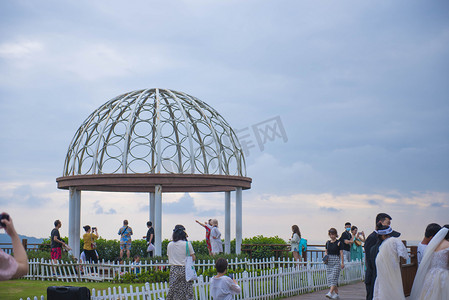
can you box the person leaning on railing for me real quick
[0,212,28,280]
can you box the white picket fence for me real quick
[24,257,340,282]
[20,260,365,300]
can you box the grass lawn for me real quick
[0,279,146,300]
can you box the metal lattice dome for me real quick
[63,88,246,178]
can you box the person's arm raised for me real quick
[195,220,206,228]
[2,214,28,278]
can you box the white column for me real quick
[149,192,155,223]
[69,187,81,259]
[154,185,162,256]
[75,190,81,259]
[224,191,231,254]
[236,187,242,255]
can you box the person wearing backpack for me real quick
[118,220,133,259]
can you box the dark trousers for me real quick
[365,282,373,300]
[84,249,98,263]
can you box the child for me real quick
[210,258,241,299]
[114,257,126,276]
[132,255,141,275]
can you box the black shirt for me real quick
[326,240,343,255]
[339,230,351,251]
[50,228,62,248]
[364,231,378,262]
[146,227,154,244]
[365,240,382,300]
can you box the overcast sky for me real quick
[0,1,448,244]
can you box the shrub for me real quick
[113,268,170,284]
[30,235,286,262]
[242,235,287,259]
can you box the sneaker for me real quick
[325,292,333,298]
[331,293,340,299]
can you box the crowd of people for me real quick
[1,211,448,300]
[319,213,449,300]
[363,213,449,300]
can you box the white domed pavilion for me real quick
[57,88,252,257]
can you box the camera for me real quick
[227,273,234,279]
[0,213,10,228]
[92,227,97,230]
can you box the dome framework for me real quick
[63,88,246,177]
[57,89,251,258]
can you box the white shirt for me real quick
[210,275,241,300]
[417,242,427,265]
[167,240,195,266]
[80,251,86,262]
[211,227,223,254]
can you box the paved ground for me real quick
[282,282,411,300]
[283,281,366,300]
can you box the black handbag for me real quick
[322,240,329,264]
[47,286,90,300]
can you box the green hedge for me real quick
[30,236,286,261]
[241,235,288,259]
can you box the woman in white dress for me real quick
[210,219,223,255]
[373,224,408,300]
[410,225,449,300]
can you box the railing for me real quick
[0,239,46,255]
[401,244,418,297]
[241,243,328,262]
[20,260,365,300]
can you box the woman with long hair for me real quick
[166,225,196,300]
[350,226,365,261]
[290,225,307,261]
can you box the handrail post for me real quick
[22,239,28,252]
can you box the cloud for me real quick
[93,201,117,215]
[319,206,342,213]
[0,40,43,59]
[367,199,381,206]
[196,209,222,217]
[429,202,443,208]
[162,193,222,217]
[163,193,196,214]
[0,184,51,207]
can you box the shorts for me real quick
[51,247,62,260]
[120,242,131,251]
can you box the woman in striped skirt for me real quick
[325,228,344,299]
[166,225,196,300]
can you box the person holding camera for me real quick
[350,226,365,261]
[0,212,28,280]
[82,225,98,263]
[210,258,241,299]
